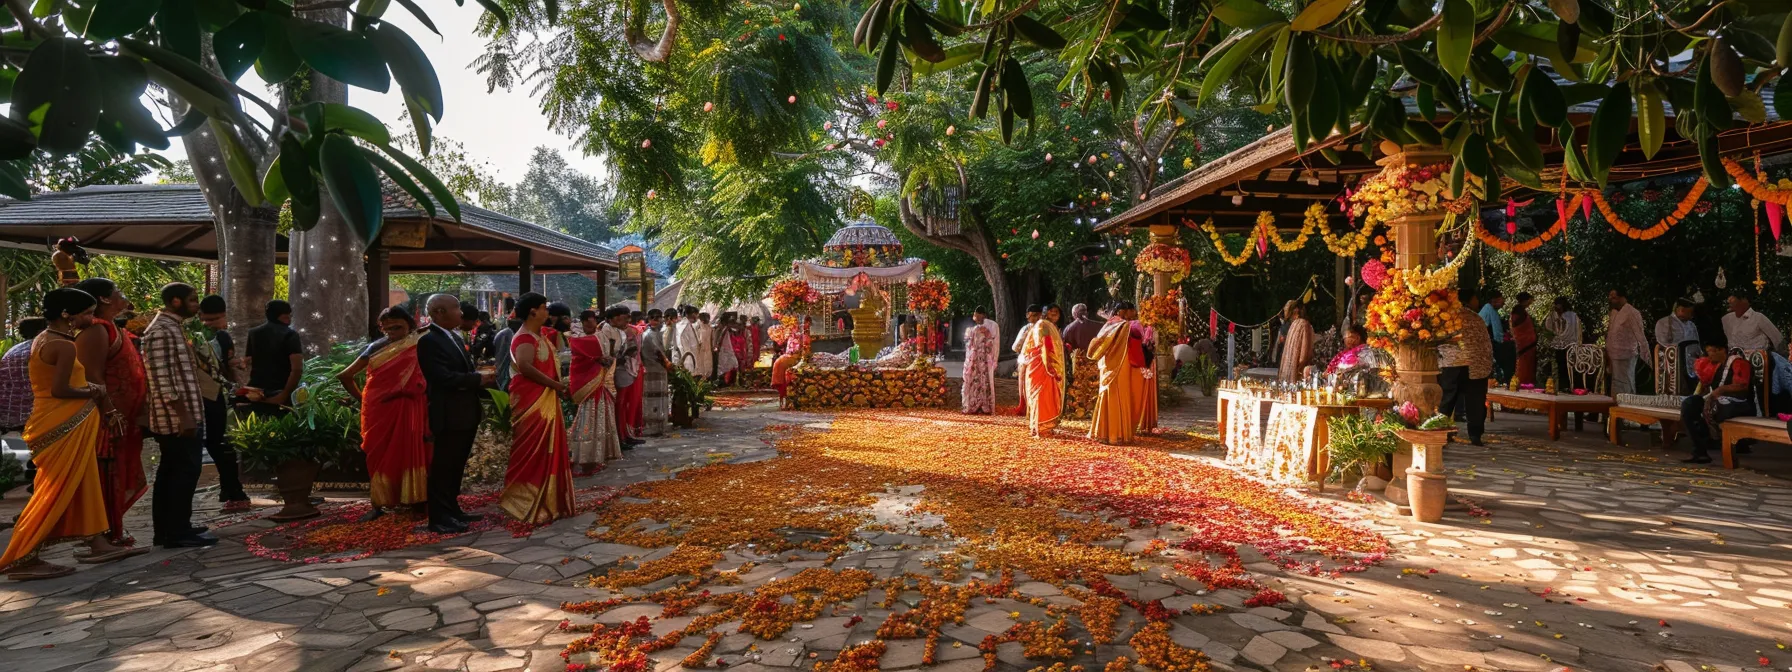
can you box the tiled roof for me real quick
[0,183,216,224]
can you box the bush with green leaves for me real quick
[1173,354,1221,389]
[0,451,23,495]
[1325,412,1401,484]
[228,341,365,471]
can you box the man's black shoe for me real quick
[451,512,483,523]
[426,520,469,535]
[1470,436,1484,446]
[162,534,219,549]
[1681,456,1713,464]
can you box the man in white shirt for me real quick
[1543,296,1581,386]
[695,312,716,379]
[1011,305,1041,414]
[1722,293,1784,353]
[673,307,707,376]
[1605,289,1648,395]
[1654,299,1701,393]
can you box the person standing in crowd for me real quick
[961,307,998,415]
[1,289,147,579]
[196,295,249,512]
[0,317,47,432]
[1087,302,1142,445]
[1023,304,1066,438]
[749,316,765,363]
[696,312,717,380]
[673,307,704,375]
[492,316,519,391]
[640,309,671,436]
[1543,296,1582,385]
[714,313,740,385]
[1680,341,1757,464]
[245,300,303,415]
[474,311,497,362]
[1012,305,1041,416]
[1277,302,1314,382]
[142,283,217,544]
[568,309,622,473]
[1722,292,1783,353]
[71,279,147,546]
[1606,289,1648,395]
[547,302,575,352]
[418,294,492,534]
[336,306,430,521]
[1063,304,1102,354]
[503,293,574,523]
[1439,290,1495,445]
[1655,298,1702,393]
[614,309,645,446]
[457,302,482,360]
[1131,315,1159,434]
[729,314,752,377]
[1509,292,1539,385]
[1480,290,1514,384]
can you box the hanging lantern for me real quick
[1031,229,1039,239]
[1256,235,1268,258]
[1555,197,1569,222]
[1581,195,1593,220]
[788,95,798,104]
[1505,219,1518,236]
[1769,202,1785,241]
[703,101,715,112]
[1505,199,1517,220]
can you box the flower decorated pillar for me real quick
[1147,223,1181,376]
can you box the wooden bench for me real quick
[1484,389,1615,441]
[1721,416,1789,469]
[1608,403,1681,446]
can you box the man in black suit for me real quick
[418,294,495,533]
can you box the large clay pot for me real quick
[1406,468,1448,523]
[269,459,321,522]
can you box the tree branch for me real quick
[1320,13,1444,45]
[626,0,682,63]
[5,0,52,40]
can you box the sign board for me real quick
[380,219,430,249]
[618,249,646,284]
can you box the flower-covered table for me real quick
[786,366,948,410]
[1217,390,1356,485]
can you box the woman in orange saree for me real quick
[338,306,430,519]
[502,293,575,524]
[3,288,146,580]
[1023,305,1066,438]
[72,278,146,546]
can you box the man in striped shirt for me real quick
[142,283,215,549]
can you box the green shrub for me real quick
[1325,413,1401,484]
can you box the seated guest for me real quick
[1680,342,1757,464]
[1327,325,1370,374]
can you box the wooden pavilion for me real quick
[0,183,617,334]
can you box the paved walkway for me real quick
[0,388,1789,672]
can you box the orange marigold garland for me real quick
[1138,289,1183,339]
[1363,269,1465,350]
[1587,180,1707,240]
[1475,193,1585,253]
[1134,243,1193,282]
[1723,156,1792,205]
[906,278,952,315]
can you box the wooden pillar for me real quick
[365,245,390,339]
[1382,145,1452,522]
[594,270,607,310]
[1147,223,1179,376]
[518,248,534,294]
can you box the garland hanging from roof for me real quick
[1310,203,1377,257]
[1722,157,1792,205]
[1193,218,1256,266]
[1585,179,1707,240]
[1259,211,1316,252]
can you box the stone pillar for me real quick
[1147,222,1179,376]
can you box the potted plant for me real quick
[230,390,360,522]
[669,367,714,427]
[465,389,514,486]
[1174,355,1221,396]
[1325,413,1401,489]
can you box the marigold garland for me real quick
[1258,210,1316,252]
[1312,203,1375,256]
[1586,179,1708,240]
[1133,243,1193,282]
[1722,156,1792,206]
[906,278,952,315]
[770,277,823,316]
[1475,194,1581,254]
[1193,218,1254,266]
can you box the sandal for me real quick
[76,546,150,565]
[7,563,75,581]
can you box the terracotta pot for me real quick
[1384,448,1412,506]
[670,400,694,428]
[1406,468,1448,523]
[269,459,321,522]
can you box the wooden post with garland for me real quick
[1380,145,1452,522]
[1148,223,1179,377]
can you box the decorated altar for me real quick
[786,364,948,410]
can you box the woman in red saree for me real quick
[568,309,622,473]
[1023,305,1066,438]
[502,293,575,524]
[337,306,430,519]
[729,316,752,382]
[1510,293,1538,385]
[72,278,145,546]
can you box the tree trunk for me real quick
[182,117,278,346]
[895,194,1017,336]
[284,8,368,355]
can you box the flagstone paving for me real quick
[0,390,1790,672]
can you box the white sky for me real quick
[157,5,606,183]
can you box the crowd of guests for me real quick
[0,280,756,580]
[959,302,1159,444]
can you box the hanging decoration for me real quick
[1755,199,1767,294]
[1259,210,1317,252]
[769,278,823,317]
[1194,218,1256,266]
[1398,220,1476,296]
[1134,243,1193,283]
[1346,162,1473,229]
[1586,179,1707,240]
[1360,258,1388,290]
[1475,193,1585,253]
[1721,157,1792,205]
[1311,203,1376,257]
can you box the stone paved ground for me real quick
[1,388,1790,672]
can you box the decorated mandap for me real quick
[774,220,952,410]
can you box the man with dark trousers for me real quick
[418,294,495,533]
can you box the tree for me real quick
[493,146,627,243]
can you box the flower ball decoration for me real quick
[906,278,951,317]
[1360,258,1387,290]
[1139,289,1184,339]
[769,277,823,317]
[1133,243,1192,283]
[1362,268,1464,351]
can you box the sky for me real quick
[156,5,607,183]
